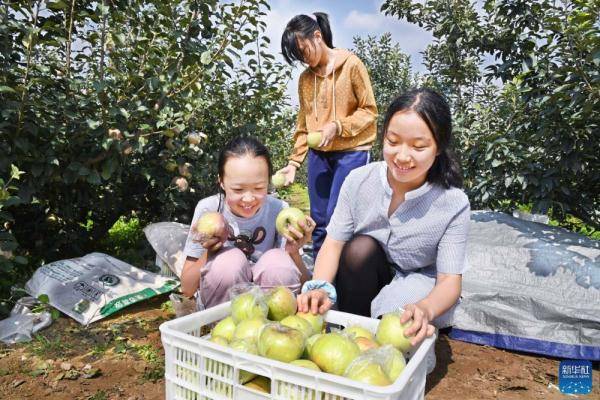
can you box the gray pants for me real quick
[371,266,458,328]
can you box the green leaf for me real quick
[101,159,116,180]
[592,49,600,66]
[48,1,68,10]
[87,119,101,129]
[118,108,130,119]
[138,136,148,148]
[38,294,50,304]
[97,4,109,15]
[0,86,16,93]
[10,165,25,180]
[200,51,211,65]
[87,170,102,185]
[2,197,22,207]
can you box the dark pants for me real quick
[335,235,393,317]
[307,149,369,258]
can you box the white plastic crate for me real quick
[160,301,436,400]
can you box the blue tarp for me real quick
[451,211,600,360]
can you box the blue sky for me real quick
[262,0,434,105]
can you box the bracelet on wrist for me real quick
[301,279,337,304]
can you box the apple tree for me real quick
[0,0,294,306]
[381,0,599,226]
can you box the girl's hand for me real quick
[193,214,230,252]
[401,303,436,347]
[284,216,315,254]
[297,289,333,314]
[200,237,224,252]
[276,164,297,186]
[319,122,338,147]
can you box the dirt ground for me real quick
[0,295,597,400]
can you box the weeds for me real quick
[133,343,164,382]
[91,343,109,356]
[160,300,174,315]
[28,334,68,358]
[88,391,108,400]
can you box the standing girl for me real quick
[276,12,377,258]
[298,88,470,348]
[180,136,314,309]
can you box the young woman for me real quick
[298,88,470,347]
[180,136,314,309]
[276,12,377,258]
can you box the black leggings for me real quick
[335,235,393,317]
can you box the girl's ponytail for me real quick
[313,12,333,48]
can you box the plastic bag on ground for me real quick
[169,293,198,317]
[24,252,179,325]
[0,296,52,344]
[143,222,190,278]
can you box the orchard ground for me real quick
[1,185,598,399]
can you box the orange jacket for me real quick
[288,49,378,166]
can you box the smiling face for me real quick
[382,111,438,190]
[220,154,269,218]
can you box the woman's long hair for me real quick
[381,88,463,188]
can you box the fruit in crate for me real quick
[257,323,305,363]
[266,286,297,321]
[230,291,268,323]
[354,336,379,352]
[244,375,271,393]
[344,358,392,386]
[381,345,406,381]
[291,359,321,371]
[296,312,325,334]
[211,316,236,341]
[309,333,360,375]
[275,207,307,236]
[303,333,323,359]
[271,173,286,189]
[229,339,258,384]
[209,335,229,346]
[232,317,265,342]
[229,338,258,354]
[280,315,313,338]
[344,325,374,341]
[306,131,322,148]
[375,312,413,352]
